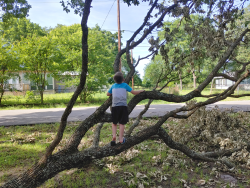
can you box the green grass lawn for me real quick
[0,113,250,187]
[1,88,249,110]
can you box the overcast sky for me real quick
[26,0,169,78]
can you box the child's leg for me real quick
[112,124,117,141]
[119,124,125,143]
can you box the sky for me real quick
[26,0,167,79]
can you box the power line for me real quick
[101,0,116,29]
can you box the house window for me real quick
[22,73,29,84]
[216,79,221,85]
[31,81,37,90]
[11,78,18,89]
[222,79,226,85]
[227,80,233,86]
[47,75,53,90]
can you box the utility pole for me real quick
[117,0,122,72]
[131,48,134,90]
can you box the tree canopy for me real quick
[0,17,47,41]
[0,0,31,23]
[18,34,64,104]
[50,24,119,102]
[0,39,19,104]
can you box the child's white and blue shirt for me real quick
[108,83,132,107]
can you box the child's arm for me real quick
[107,92,112,96]
[131,90,145,95]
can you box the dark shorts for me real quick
[112,106,129,125]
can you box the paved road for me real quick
[0,101,249,126]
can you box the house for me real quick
[214,76,250,90]
[5,71,55,94]
[214,77,235,89]
[5,71,77,95]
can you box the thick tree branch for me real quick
[197,28,250,92]
[91,122,104,148]
[39,0,92,164]
[157,127,235,168]
[158,72,192,92]
[125,99,153,137]
[215,73,237,82]
[65,97,112,150]
[232,58,250,79]
[114,2,178,72]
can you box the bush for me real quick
[25,91,38,103]
[171,86,179,95]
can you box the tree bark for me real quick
[38,0,93,165]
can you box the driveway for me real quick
[0,101,249,126]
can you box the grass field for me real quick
[1,88,249,110]
[1,110,250,187]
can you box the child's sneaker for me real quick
[121,138,126,144]
[110,141,116,146]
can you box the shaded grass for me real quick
[1,118,250,187]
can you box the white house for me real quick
[214,76,250,90]
[6,71,55,94]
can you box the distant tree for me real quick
[0,0,31,23]
[51,24,118,102]
[0,17,47,102]
[0,39,19,104]
[133,73,142,86]
[222,4,250,79]
[18,35,64,104]
[0,17,47,41]
[120,53,142,87]
[143,55,166,87]
[157,16,218,89]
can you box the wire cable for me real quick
[101,0,116,29]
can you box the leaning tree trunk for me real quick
[35,0,93,166]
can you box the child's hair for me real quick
[113,72,124,84]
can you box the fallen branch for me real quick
[91,122,104,148]
[157,127,235,168]
[125,99,153,137]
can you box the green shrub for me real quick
[25,91,38,103]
